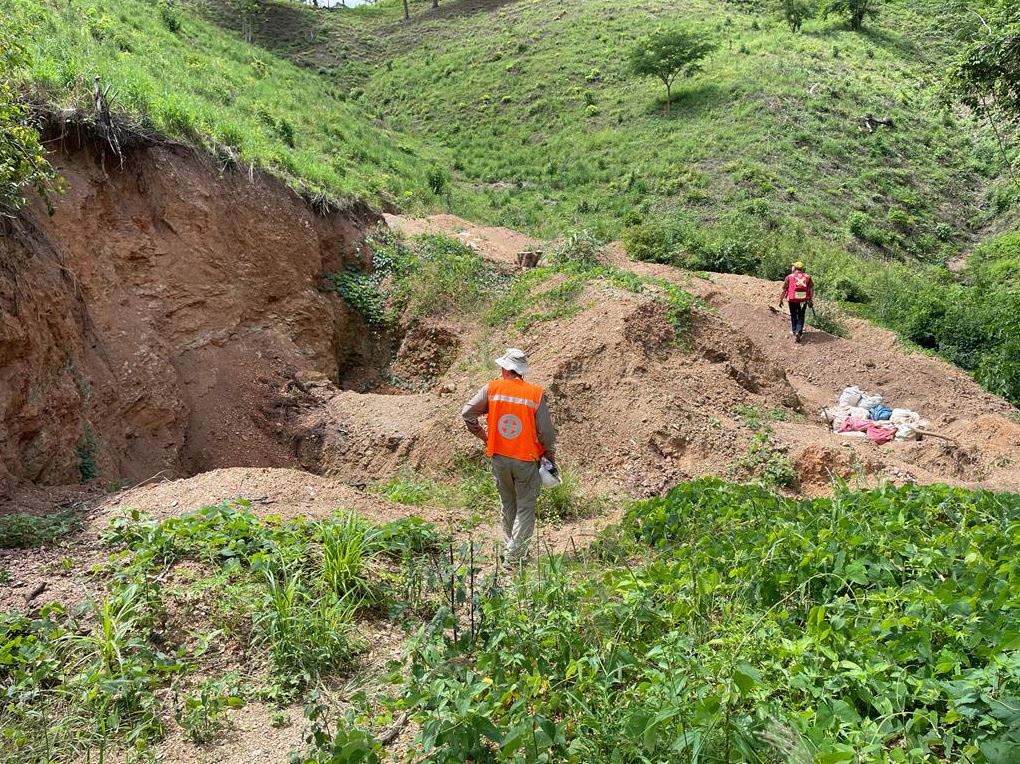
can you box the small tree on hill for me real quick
[231,0,262,42]
[629,26,715,115]
[948,1,1020,189]
[783,0,813,32]
[822,0,878,32]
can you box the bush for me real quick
[551,229,606,269]
[806,301,848,337]
[622,221,676,264]
[846,210,870,239]
[732,431,797,489]
[827,275,869,303]
[158,0,181,33]
[390,235,501,319]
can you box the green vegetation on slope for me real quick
[0,501,441,761]
[379,479,1020,763]
[358,0,998,254]
[9,0,1020,406]
[0,12,59,214]
[9,0,442,207]
[189,0,1020,406]
[327,230,697,339]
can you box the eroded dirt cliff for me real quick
[0,135,383,497]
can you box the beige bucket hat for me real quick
[495,348,529,376]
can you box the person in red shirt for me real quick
[778,261,814,343]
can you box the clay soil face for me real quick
[0,137,384,498]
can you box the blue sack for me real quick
[870,404,893,421]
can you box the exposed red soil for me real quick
[0,136,382,498]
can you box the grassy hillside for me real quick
[179,0,1020,405]
[352,0,1000,255]
[10,0,1020,405]
[10,0,444,208]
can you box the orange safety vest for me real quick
[486,377,544,462]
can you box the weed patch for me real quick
[1,501,442,757]
[0,508,82,548]
[731,430,798,489]
[383,479,1020,763]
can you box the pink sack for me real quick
[866,424,896,445]
[838,417,871,433]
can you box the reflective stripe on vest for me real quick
[787,272,812,303]
[486,377,544,462]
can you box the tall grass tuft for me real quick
[254,569,357,698]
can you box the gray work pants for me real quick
[491,454,540,563]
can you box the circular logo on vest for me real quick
[497,414,523,440]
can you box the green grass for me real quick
[375,455,606,524]
[11,0,442,207]
[356,0,1000,253]
[0,508,83,548]
[381,479,1020,763]
[0,501,445,762]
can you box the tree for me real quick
[948,1,1020,189]
[402,0,409,20]
[0,11,58,216]
[230,0,262,43]
[782,0,813,32]
[629,26,715,115]
[822,0,878,32]
[950,1,1020,121]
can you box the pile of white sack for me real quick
[821,385,930,443]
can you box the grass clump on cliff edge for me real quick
[8,0,441,209]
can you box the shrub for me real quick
[827,275,869,303]
[846,210,870,239]
[732,431,797,489]
[622,221,676,264]
[550,229,606,269]
[158,0,181,33]
[426,165,451,197]
[806,301,848,337]
[390,235,501,319]
[782,0,814,32]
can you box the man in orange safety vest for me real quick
[461,348,557,565]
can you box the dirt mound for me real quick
[100,467,450,525]
[0,136,382,497]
